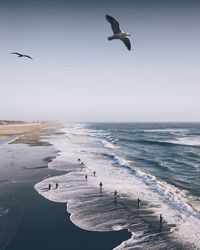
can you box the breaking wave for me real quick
[35,123,200,249]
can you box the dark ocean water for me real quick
[88,122,200,198]
[35,122,200,249]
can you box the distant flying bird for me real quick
[11,52,33,60]
[106,15,131,51]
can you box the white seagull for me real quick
[106,15,131,51]
[11,52,33,60]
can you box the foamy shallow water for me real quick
[35,123,200,249]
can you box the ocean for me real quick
[35,122,200,249]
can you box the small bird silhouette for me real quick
[11,52,33,60]
[106,15,131,51]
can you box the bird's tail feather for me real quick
[107,36,115,41]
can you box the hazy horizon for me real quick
[1,0,200,122]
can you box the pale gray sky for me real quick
[1,0,200,122]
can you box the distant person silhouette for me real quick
[99,182,103,193]
[48,183,51,191]
[137,198,141,208]
[80,162,84,171]
[93,171,96,177]
[114,190,117,204]
[85,174,87,181]
[160,214,163,223]
[55,183,58,189]
[159,214,163,232]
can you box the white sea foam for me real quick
[101,140,116,149]
[147,136,200,147]
[114,155,130,168]
[169,136,200,147]
[35,123,200,249]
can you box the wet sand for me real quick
[6,180,131,250]
[0,123,131,250]
[36,162,185,249]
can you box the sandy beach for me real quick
[0,122,130,250]
[0,122,43,135]
[0,122,55,146]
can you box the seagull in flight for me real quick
[106,15,131,51]
[11,52,33,60]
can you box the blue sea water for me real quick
[88,122,200,198]
[35,122,200,249]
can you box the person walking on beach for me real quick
[114,190,118,206]
[93,171,96,177]
[48,183,51,191]
[159,214,163,232]
[137,198,141,208]
[114,190,117,203]
[55,183,58,189]
[99,182,103,193]
[78,158,81,164]
[85,174,87,181]
[160,214,163,224]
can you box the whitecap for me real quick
[35,123,200,249]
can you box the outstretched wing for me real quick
[11,52,21,56]
[121,37,131,51]
[24,55,33,60]
[106,15,121,34]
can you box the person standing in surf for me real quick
[114,190,118,206]
[99,182,103,193]
[137,198,141,208]
[159,214,163,232]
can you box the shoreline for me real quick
[34,123,197,249]
[1,123,131,250]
